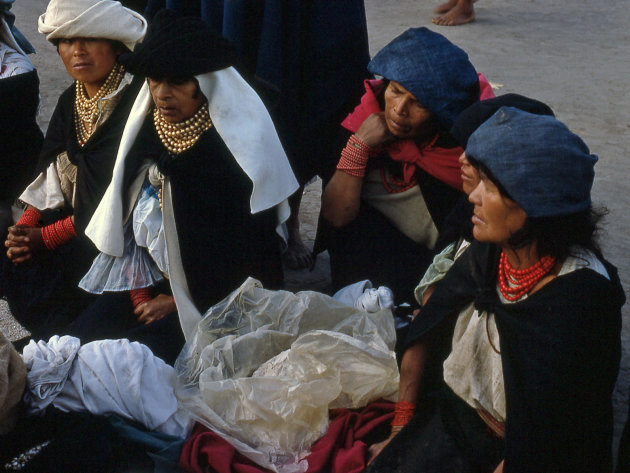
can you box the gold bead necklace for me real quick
[153,102,212,155]
[74,63,126,147]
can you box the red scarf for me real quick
[340,73,495,191]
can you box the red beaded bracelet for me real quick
[391,401,416,427]
[336,134,373,178]
[130,288,153,308]
[16,207,42,227]
[41,216,77,250]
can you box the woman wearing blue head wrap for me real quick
[320,27,493,303]
[366,108,623,473]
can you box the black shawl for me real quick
[36,75,143,232]
[0,70,43,202]
[124,116,283,314]
[406,241,624,473]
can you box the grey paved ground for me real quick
[3,0,629,460]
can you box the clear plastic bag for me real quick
[175,278,399,473]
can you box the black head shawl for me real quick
[118,9,237,80]
[35,76,144,232]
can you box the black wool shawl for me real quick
[406,241,624,473]
[0,70,44,201]
[36,75,143,232]
[123,117,283,314]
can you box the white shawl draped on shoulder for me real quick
[86,67,298,339]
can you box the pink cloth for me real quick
[179,401,394,473]
[340,74,495,191]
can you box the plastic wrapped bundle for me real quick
[175,278,399,473]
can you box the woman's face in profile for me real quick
[383,81,432,140]
[468,169,526,245]
[148,77,204,123]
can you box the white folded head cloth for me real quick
[38,0,147,52]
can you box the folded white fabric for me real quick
[23,336,192,438]
[333,280,395,312]
[38,0,147,52]
[22,335,80,412]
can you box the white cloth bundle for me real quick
[23,336,192,438]
[333,280,395,312]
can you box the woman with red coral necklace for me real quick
[366,107,624,473]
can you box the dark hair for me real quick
[376,80,459,149]
[470,159,605,262]
[507,209,606,262]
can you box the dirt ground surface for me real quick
[3,0,630,460]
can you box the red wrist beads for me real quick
[336,134,374,178]
[498,251,556,301]
[41,216,77,250]
[130,288,153,308]
[16,207,42,227]
[392,401,416,427]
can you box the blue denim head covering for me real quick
[368,27,479,130]
[466,107,597,217]
[451,93,554,148]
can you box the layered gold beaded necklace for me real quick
[74,63,125,147]
[153,101,212,155]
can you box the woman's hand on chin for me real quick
[134,293,176,325]
[355,112,394,148]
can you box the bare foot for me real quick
[433,0,458,14]
[282,220,314,270]
[432,1,475,26]
[434,0,477,14]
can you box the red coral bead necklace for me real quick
[498,251,556,302]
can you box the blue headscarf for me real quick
[466,107,597,217]
[1,0,35,54]
[367,27,479,130]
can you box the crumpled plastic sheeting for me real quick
[175,278,399,473]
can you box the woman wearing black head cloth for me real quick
[366,108,623,473]
[72,10,298,362]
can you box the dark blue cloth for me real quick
[143,0,370,183]
[466,107,597,217]
[106,414,185,473]
[367,27,479,130]
[68,291,185,366]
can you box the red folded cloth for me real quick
[179,401,394,473]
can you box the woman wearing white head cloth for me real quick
[1,0,147,341]
[71,10,298,361]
